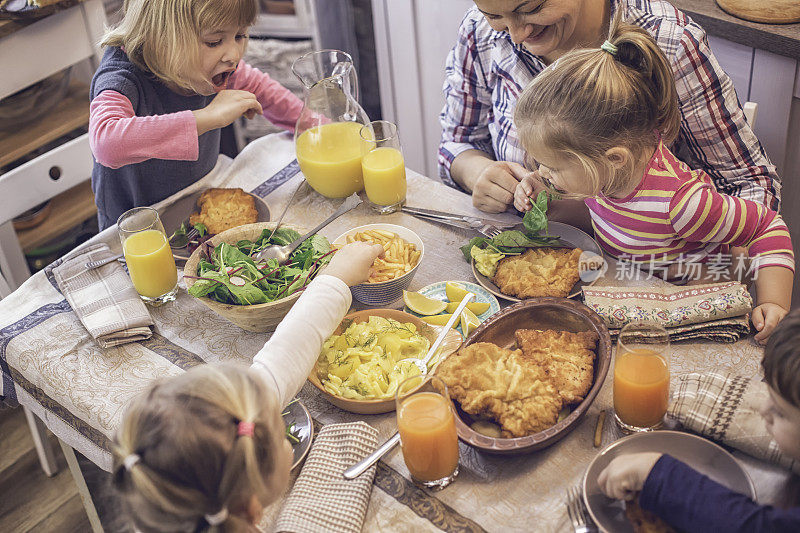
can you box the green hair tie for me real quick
[600,40,618,56]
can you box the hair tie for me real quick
[204,507,229,526]
[237,421,255,437]
[600,40,618,56]
[123,454,140,471]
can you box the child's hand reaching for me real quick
[513,171,544,212]
[597,452,662,500]
[753,302,789,344]
[323,242,383,286]
[193,90,263,135]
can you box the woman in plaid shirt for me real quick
[440,0,781,222]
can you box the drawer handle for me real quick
[49,166,62,180]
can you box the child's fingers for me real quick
[754,307,784,343]
[751,306,765,331]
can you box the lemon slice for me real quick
[445,300,490,315]
[460,308,481,336]
[421,313,458,328]
[403,291,447,316]
[445,281,473,304]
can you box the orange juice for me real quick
[362,147,406,206]
[295,121,364,198]
[397,392,459,482]
[123,229,178,298]
[614,348,670,428]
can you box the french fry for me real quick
[345,230,421,283]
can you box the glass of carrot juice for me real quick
[117,207,178,306]
[360,120,407,214]
[613,323,670,433]
[395,376,459,489]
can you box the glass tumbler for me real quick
[360,120,407,214]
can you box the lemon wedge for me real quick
[460,308,481,336]
[445,300,490,315]
[421,313,458,328]
[445,281,473,304]
[403,291,447,316]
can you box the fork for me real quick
[566,486,596,533]
[478,224,502,238]
[85,254,124,270]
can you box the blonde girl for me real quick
[512,16,794,343]
[112,242,382,531]
[90,0,304,229]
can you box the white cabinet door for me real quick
[707,35,753,103]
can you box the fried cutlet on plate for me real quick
[188,188,258,235]
[515,329,598,404]
[492,247,582,298]
[625,497,677,533]
[436,342,562,438]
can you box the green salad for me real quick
[186,228,333,305]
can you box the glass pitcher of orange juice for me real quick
[293,50,370,198]
[360,120,407,214]
[613,323,670,433]
[118,207,178,306]
[395,376,460,489]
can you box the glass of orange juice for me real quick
[613,323,670,433]
[395,376,459,489]
[117,207,178,306]
[360,120,407,214]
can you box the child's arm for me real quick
[670,181,794,340]
[600,453,800,532]
[249,243,382,407]
[229,61,304,132]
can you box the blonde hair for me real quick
[112,364,287,532]
[514,14,679,198]
[102,0,257,92]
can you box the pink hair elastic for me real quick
[237,421,255,437]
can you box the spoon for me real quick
[269,179,305,240]
[343,297,473,480]
[254,193,362,264]
[393,292,474,375]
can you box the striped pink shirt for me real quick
[585,142,794,273]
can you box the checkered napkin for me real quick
[583,282,753,343]
[50,243,154,347]
[275,421,379,533]
[669,372,800,474]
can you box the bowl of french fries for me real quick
[333,223,424,305]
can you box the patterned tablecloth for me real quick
[0,133,790,532]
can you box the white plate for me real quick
[403,280,501,337]
[283,400,313,470]
[583,430,755,532]
[472,221,604,301]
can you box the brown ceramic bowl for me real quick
[308,309,463,414]
[444,297,612,455]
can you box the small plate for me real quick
[282,400,314,470]
[583,430,756,532]
[403,280,501,337]
[472,221,603,301]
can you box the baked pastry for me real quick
[189,188,258,235]
[492,247,582,298]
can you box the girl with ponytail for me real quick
[513,15,794,344]
[110,242,382,531]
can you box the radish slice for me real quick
[229,276,246,287]
[226,266,238,275]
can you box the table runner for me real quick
[0,133,790,532]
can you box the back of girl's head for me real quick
[102,0,256,92]
[763,310,800,409]
[113,363,287,532]
[514,13,680,197]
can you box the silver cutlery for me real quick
[566,486,597,533]
[85,255,124,270]
[406,211,504,238]
[401,206,518,231]
[168,218,196,249]
[270,179,305,238]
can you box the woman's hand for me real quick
[472,161,530,213]
[597,452,663,501]
[323,242,384,286]
[193,90,263,135]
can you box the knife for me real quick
[401,206,518,230]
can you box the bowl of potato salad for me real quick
[333,224,423,306]
[308,309,463,414]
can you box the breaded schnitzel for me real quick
[515,329,598,404]
[189,188,258,235]
[625,497,677,533]
[492,247,582,298]
[436,342,562,438]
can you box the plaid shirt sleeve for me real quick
[438,15,496,189]
[672,23,781,210]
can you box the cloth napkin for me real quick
[582,282,753,343]
[49,243,154,347]
[275,421,379,533]
[669,372,800,475]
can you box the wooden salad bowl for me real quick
[308,309,463,414]
[183,222,309,332]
